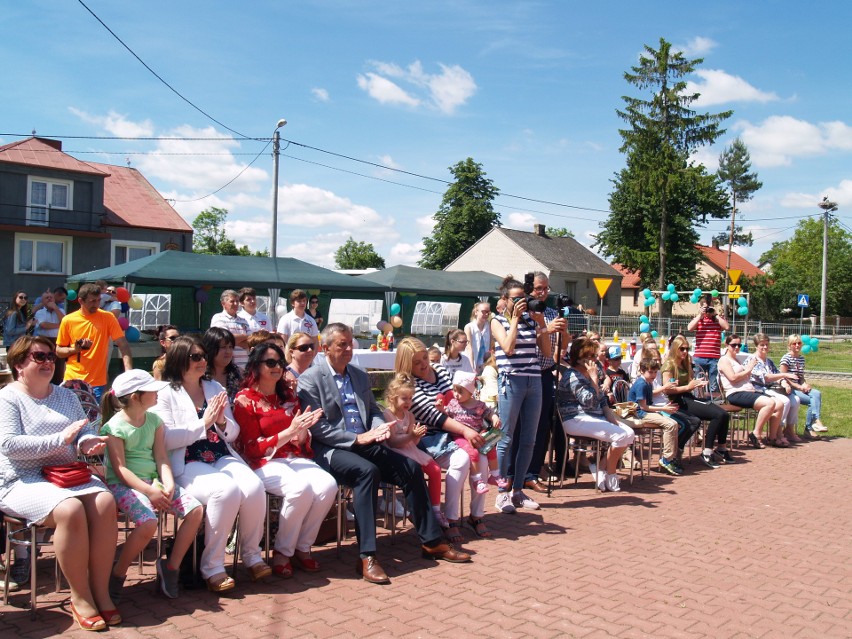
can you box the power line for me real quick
[172,139,272,203]
[76,0,250,139]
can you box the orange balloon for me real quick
[115,287,131,303]
[391,315,403,328]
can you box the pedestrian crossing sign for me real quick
[797,294,810,308]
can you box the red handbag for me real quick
[42,461,93,488]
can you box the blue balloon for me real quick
[67,289,78,301]
[642,288,652,298]
[737,306,748,316]
[643,297,655,307]
[651,330,659,338]
[811,343,819,352]
[661,292,671,302]
[639,322,650,333]
[390,303,401,316]
[738,297,748,307]
[120,302,130,313]
[810,337,820,348]
[801,344,812,354]
[667,283,676,293]
[125,326,141,342]
[670,293,679,302]
[639,315,649,323]
[693,288,702,297]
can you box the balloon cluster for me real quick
[735,296,749,316]
[800,336,820,354]
[389,302,402,328]
[640,288,655,307]
[689,288,703,305]
[660,283,679,303]
[638,314,651,334]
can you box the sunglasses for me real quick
[164,335,180,342]
[17,295,28,300]
[729,342,741,348]
[262,358,284,368]
[294,343,316,352]
[29,351,57,364]
[679,347,689,352]
[189,353,208,362]
[453,339,468,345]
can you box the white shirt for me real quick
[238,308,272,334]
[277,311,318,339]
[34,307,60,338]
[210,311,250,368]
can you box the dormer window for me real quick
[27,176,72,226]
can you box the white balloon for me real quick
[275,304,287,316]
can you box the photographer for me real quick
[687,294,729,396]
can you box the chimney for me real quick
[533,223,547,237]
[711,238,720,250]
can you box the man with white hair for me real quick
[210,289,250,369]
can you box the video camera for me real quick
[522,273,548,313]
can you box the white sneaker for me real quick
[495,492,516,514]
[511,491,540,510]
[606,473,621,492]
[595,470,608,492]
[811,421,828,432]
[378,496,406,519]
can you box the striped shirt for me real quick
[493,314,539,377]
[410,364,454,434]
[779,353,806,384]
[692,316,724,359]
[537,307,559,370]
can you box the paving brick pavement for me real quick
[2,436,851,638]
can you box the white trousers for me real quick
[178,456,266,578]
[255,457,338,556]
[562,412,636,447]
[437,447,485,519]
[764,389,800,426]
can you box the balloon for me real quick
[390,303,401,316]
[801,344,812,354]
[667,283,676,293]
[129,296,143,310]
[117,317,129,330]
[642,288,652,298]
[639,322,650,333]
[391,315,403,328]
[66,289,78,301]
[693,288,702,297]
[738,297,748,307]
[670,293,679,302]
[643,297,655,307]
[275,304,287,317]
[195,289,209,304]
[651,330,658,338]
[737,306,748,316]
[711,289,719,298]
[661,292,671,302]
[120,302,130,313]
[125,326,140,342]
[201,284,214,291]
[810,337,820,348]
[115,287,130,303]
[639,315,649,324]
[811,343,819,352]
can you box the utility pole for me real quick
[817,197,838,333]
[271,119,287,259]
[723,192,737,317]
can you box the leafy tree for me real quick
[192,207,268,256]
[334,237,386,270]
[546,226,575,238]
[419,158,500,269]
[595,38,731,298]
[758,217,851,319]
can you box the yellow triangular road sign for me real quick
[593,278,613,298]
[729,269,742,285]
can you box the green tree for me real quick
[192,207,269,256]
[418,158,500,269]
[758,217,852,318]
[595,38,731,296]
[715,138,762,249]
[334,237,386,269]
[546,226,575,238]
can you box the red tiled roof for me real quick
[86,161,192,233]
[612,263,641,289]
[696,244,764,278]
[0,137,109,176]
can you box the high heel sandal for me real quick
[271,550,294,578]
[291,553,320,572]
[748,433,765,449]
[70,602,107,632]
[100,608,122,626]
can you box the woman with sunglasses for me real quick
[153,335,269,593]
[202,327,243,405]
[744,333,801,446]
[0,336,117,630]
[440,328,474,378]
[233,343,336,577]
[718,334,785,449]
[780,334,827,436]
[3,290,35,347]
[306,295,324,329]
[284,332,318,383]
[152,325,180,381]
[661,335,731,468]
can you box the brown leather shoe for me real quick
[421,543,471,563]
[356,556,390,584]
[524,479,548,494]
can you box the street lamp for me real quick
[271,118,287,258]
[818,196,838,332]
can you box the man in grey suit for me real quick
[297,323,470,584]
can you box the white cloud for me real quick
[780,179,852,209]
[506,212,537,229]
[674,36,717,57]
[357,60,476,115]
[691,146,719,172]
[311,87,330,102]
[687,69,779,106]
[388,242,423,266]
[416,214,436,236]
[736,115,852,167]
[69,107,154,137]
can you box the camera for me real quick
[555,294,572,318]
[523,272,548,313]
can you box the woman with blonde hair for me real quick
[745,333,800,445]
[780,334,826,435]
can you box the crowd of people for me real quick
[0,279,829,630]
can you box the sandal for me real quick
[272,550,294,578]
[443,520,463,544]
[467,516,493,539]
[748,433,765,449]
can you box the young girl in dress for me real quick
[383,374,447,526]
[442,371,502,494]
[100,370,204,600]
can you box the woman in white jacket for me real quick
[153,335,269,593]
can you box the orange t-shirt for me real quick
[57,309,125,386]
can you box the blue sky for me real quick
[4,1,851,270]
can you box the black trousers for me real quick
[316,443,442,556]
[679,395,730,447]
[524,369,564,479]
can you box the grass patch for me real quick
[759,338,852,373]
[800,384,852,439]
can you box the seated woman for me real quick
[717,334,785,449]
[233,343,337,577]
[153,335,270,593]
[661,335,731,468]
[745,333,801,445]
[557,336,635,492]
[0,336,118,630]
[284,331,318,384]
[202,327,244,405]
[152,324,180,381]
[780,334,827,436]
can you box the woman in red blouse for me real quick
[233,343,337,577]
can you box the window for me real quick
[15,233,72,274]
[111,240,160,266]
[632,289,639,307]
[563,281,578,302]
[411,301,461,336]
[27,177,72,226]
[127,293,171,330]
[327,299,384,335]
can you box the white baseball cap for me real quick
[111,369,168,397]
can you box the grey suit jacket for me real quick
[297,361,385,465]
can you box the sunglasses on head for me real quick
[294,343,315,352]
[262,358,284,368]
[164,335,179,342]
[30,351,57,364]
[189,353,207,362]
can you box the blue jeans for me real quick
[692,357,720,394]
[496,374,542,492]
[793,388,821,428]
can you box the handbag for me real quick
[42,461,93,488]
[613,401,639,419]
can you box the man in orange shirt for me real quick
[56,283,133,400]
